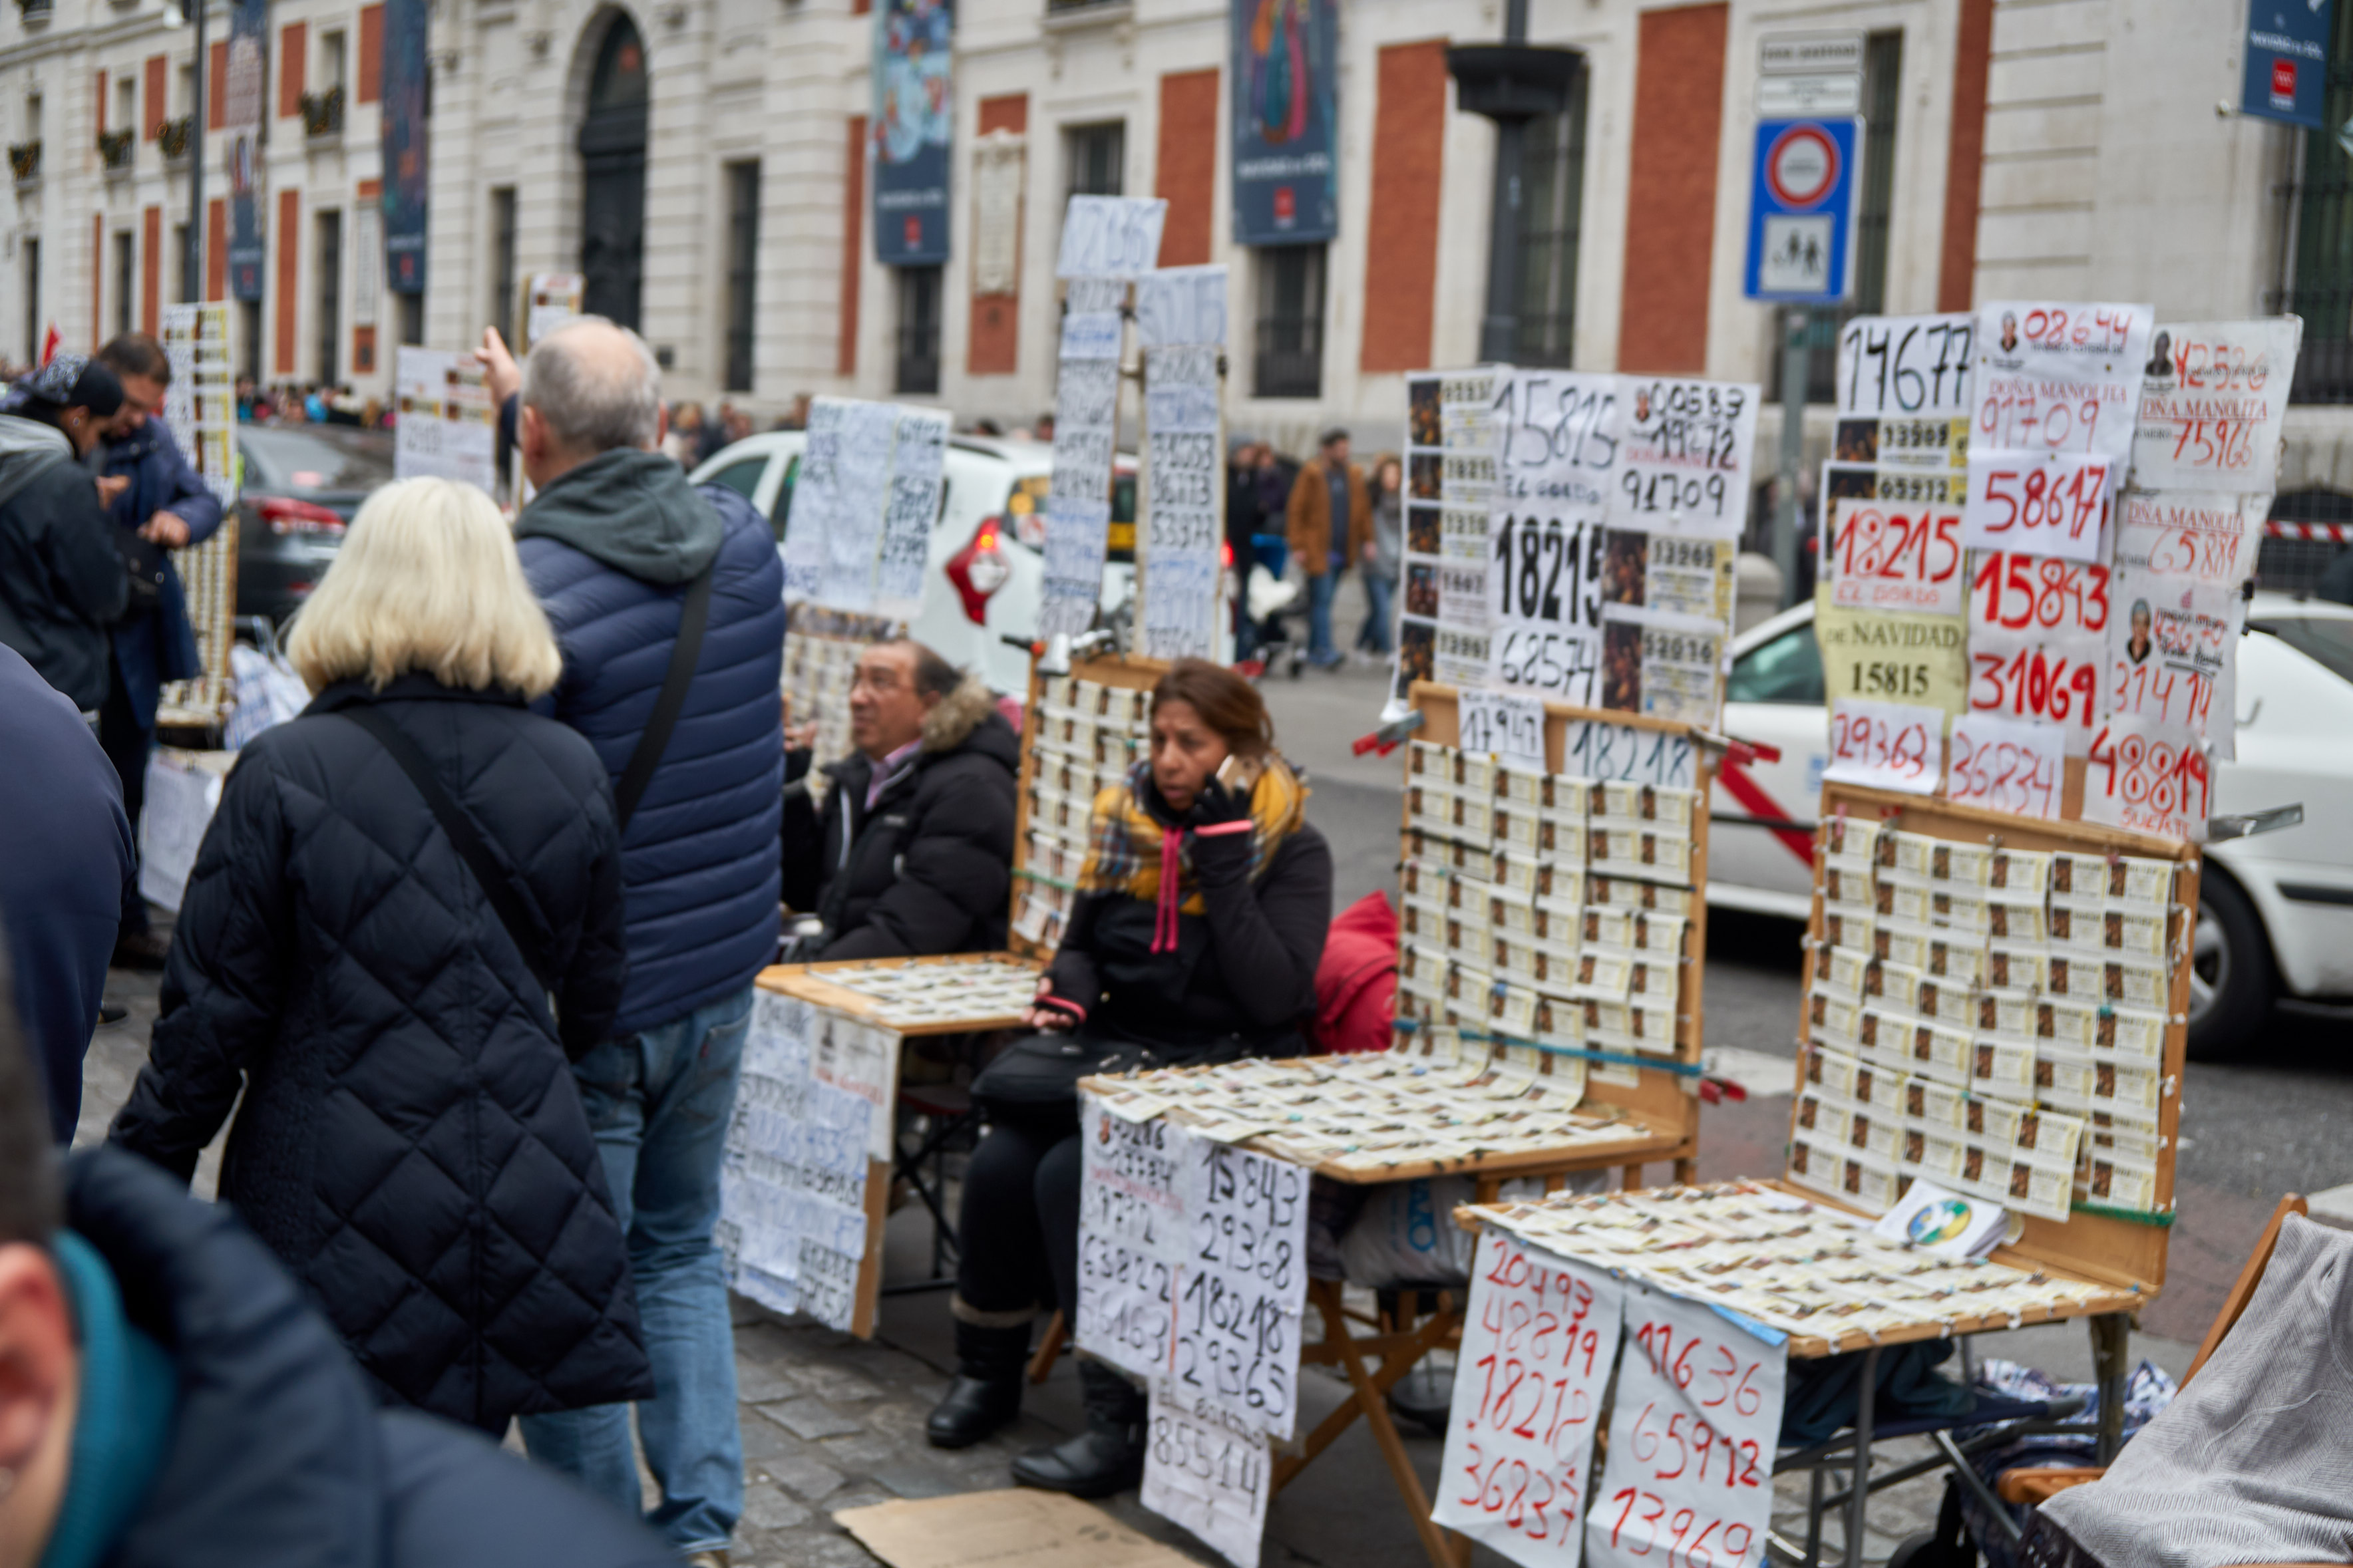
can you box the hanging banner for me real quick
[1230,0,1339,245]
[224,0,269,301]
[873,0,954,267]
[2241,0,2334,128]
[381,0,430,293]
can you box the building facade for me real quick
[7,0,2353,479]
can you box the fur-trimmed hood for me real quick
[922,672,1005,754]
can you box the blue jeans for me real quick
[1357,571,1396,655]
[1307,570,1340,665]
[521,985,754,1553]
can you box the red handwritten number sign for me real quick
[1437,1231,1626,1568]
[1588,1290,1785,1568]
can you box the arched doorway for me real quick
[579,15,648,329]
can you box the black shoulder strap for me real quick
[336,706,561,1003]
[614,562,718,829]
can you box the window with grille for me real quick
[315,210,342,385]
[1772,29,1902,401]
[724,160,761,392]
[2279,0,2353,401]
[1065,121,1125,201]
[21,238,37,365]
[1515,61,1590,368]
[113,232,132,336]
[1253,245,1326,399]
[896,264,942,396]
[488,187,516,347]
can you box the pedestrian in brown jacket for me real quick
[1285,428,1369,669]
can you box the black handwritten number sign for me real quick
[1176,1141,1308,1440]
[1562,721,1697,789]
[1589,1289,1785,1568]
[1056,195,1170,281]
[1077,1097,1191,1381]
[1436,1231,1626,1568]
[1459,689,1548,770]
[1143,1382,1272,1568]
[1612,380,1759,541]
[1836,314,1974,418]
[1493,369,1623,512]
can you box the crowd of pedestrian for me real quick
[0,315,1361,1566]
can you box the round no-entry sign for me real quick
[1765,124,1840,208]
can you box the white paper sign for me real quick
[1824,698,1943,795]
[138,752,226,911]
[1077,1096,1193,1382]
[2131,319,2301,493]
[2108,570,2242,756]
[1487,504,1607,705]
[2085,712,2211,843]
[1038,271,1129,639]
[874,407,950,619]
[393,348,497,493]
[1971,301,2153,462]
[1139,317,1226,661]
[1961,449,2113,563]
[1612,379,1759,540]
[1823,494,1967,615]
[1435,1231,1624,1568]
[2113,490,2268,587]
[1458,689,1549,770]
[1837,313,1976,419]
[1144,1380,1272,1568]
[1173,1139,1309,1440]
[1588,1288,1787,1568]
[1947,712,2066,819]
[1965,545,2113,757]
[1561,721,1698,788]
[1057,194,1170,280]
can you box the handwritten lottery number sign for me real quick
[1145,1380,1272,1568]
[1588,1288,1787,1568]
[1824,496,1966,615]
[1459,689,1550,771]
[1436,1231,1626,1568]
[1612,379,1759,540]
[2106,575,2241,753]
[1961,450,2113,563]
[1175,1139,1310,1440]
[1824,699,1943,796]
[1835,313,1974,472]
[1966,551,2111,755]
[1971,302,2153,464]
[1563,720,1698,789]
[1948,712,2066,820]
[2085,712,2212,842]
[1077,1096,1193,1381]
[2131,318,2301,493]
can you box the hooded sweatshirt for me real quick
[514,449,725,584]
[0,414,127,709]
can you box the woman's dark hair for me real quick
[1151,658,1273,759]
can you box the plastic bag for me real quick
[226,642,311,749]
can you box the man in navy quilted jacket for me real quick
[480,319,783,1567]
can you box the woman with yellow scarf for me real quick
[926,659,1332,1495]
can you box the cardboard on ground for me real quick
[837,1490,1202,1568]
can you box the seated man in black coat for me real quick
[0,941,673,1568]
[782,639,1019,959]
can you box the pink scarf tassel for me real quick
[1151,827,1183,953]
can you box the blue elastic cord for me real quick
[1391,1016,1704,1078]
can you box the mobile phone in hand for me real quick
[1216,754,1264,796]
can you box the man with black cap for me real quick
[0,355,130,712]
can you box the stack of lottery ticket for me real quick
[1803,821,2181,1217]
[811,957,1045,1028]
[1016,678,1155,951]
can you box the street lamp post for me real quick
[1448,3,1578,367]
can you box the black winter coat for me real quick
[781,674,1019,960]
[65,1146,675,1568]
[0,416,128,710]
[110,674,654,1431]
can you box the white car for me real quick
[1709,591,2353,1058]
[691,433,1139,697]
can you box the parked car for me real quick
[233,425,397,625]
[1708,591,2353,1059]
[692,432,1140,696]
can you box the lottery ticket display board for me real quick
[782,606,902,800]
[1007,655,1163,958]
[1817,305,2301,838]
[155,303,241,726]
[717,955,1041,1338]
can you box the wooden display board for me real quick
[1007,653,1166,961]
[1403,680,1710,1181]
[154,515,239,729]
[1790,782,2197,1301]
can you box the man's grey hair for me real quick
[522,315,663,454]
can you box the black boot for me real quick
[927,1317,1030,1449]
[1010,1360,1147,1498]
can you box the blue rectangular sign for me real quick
[2243,0,2334,130]
[1743,117,1861,305]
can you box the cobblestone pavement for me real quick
[81,946,2200,1568]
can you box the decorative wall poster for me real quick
[391,348,496,492]
[160,304,238,509]
[874,406,950,620]
[1394,371,1447,705]
[2130,319,2300,494]
[1609,377,1759,542]
[1143,1382,1271,1568]
[1588,1286,1785,1568]
[1229,0,1339,246]
[1136,265,1228,661]
[1077,1094,1194,1382]
[380,0,431,292]
[1833,312,1974,472]
[1037,197,1165,639]
[718,993,885,1334]
[872,0,954,266]
[1823,697,1942,796]
[224,0,268,301]
[1435,1230,1625,1568]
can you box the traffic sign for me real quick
[1743,116,1862,303]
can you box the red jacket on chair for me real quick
[1312,891,1397,1054]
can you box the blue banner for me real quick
[2243,0,2334,129]
[224,0,267,301]
[382,0,429,292]
[1230,0,1338,246]
[873,0,952,267]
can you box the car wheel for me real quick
[2186,872,2275,1062]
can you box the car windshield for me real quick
[2249,615,2353,686]
[1727,620,1825,704]
[241,427,397,496]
